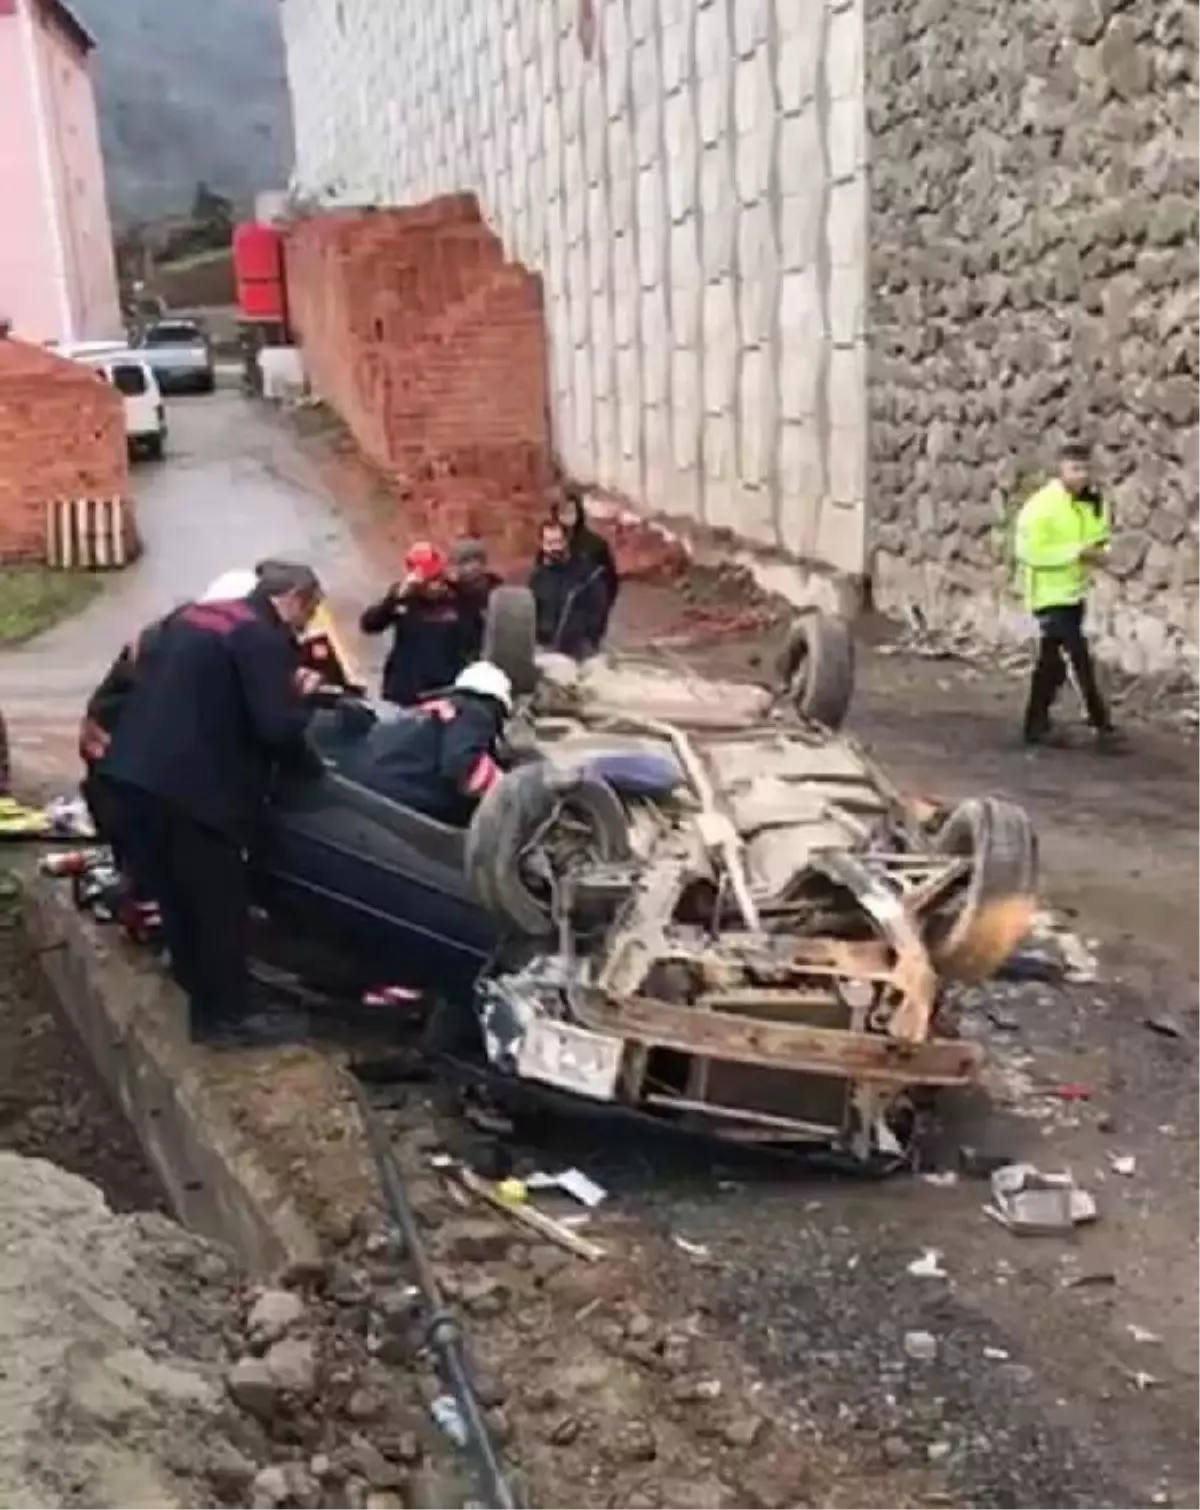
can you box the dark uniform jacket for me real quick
[567,510,620,623]
[454,573,503,662]
[360,589,471,707]
[80,611,177,765]
[528,556,609,659]
[102,591,313,839]
[342,690,504,827]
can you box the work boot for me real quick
[1022,725,1073,749]
[1093,727,1129,755]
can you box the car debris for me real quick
[985,1163,1098,1234]
[525,1167,608,1208]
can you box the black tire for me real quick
[198,372,216,394]
[481,586,538,698]
[465,762,631,937]
[144,432,165,461]
[774,611,855,729]
[928,797,1039,982]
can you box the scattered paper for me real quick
[1109,1154,1137,1177]
[907,1248,947,1278]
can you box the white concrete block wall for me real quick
[281,0,868,582]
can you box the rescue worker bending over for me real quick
[342,661,512,827]
[528,519,609,661]
[360,543,472,707]
[79,567,261,904]
[100,561,324,1046]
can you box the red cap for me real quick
[404,541,448,582]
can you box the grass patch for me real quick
[0,567,103,647]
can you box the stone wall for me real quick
[866,0,1199,675]
[280,0,870,595]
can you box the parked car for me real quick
[58,343,167,461]
[248,595,1039,1169]
[135,319,215,395]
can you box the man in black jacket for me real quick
[554,487,620,635]
[359,542,472,706]
[451,537,502,661]
[343,660,512,826]
[102,561,323,1044]
[529,520,609,660]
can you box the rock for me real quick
[528,1243,571,1283]
[250,1463,316,1509]
[365,1496,405,1510]
[343,1439,406,1490]
[882,1435,913,1466]
[324,1262,372,1306]
[204,1440,259,1502]
[606,1418,658,1463]
[407,1463,473,1509]
[376,1285,422,1330]
[228,1357,285,1421]
[263,1337,317,1398]
[546,1414,582,1446]
[655,1475,734,1509]
[459,1273,509,1317]
[345,1388,384,1423]
[904,1330,938,1362]
[376,1429,423,1466]
[247,1290,305,1347]
[624,1309,654,1340]
[435,1217,514,1264]
[720,1408,765,1449]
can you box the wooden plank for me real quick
[584,995,981,1087]
[643,1094,838,1140]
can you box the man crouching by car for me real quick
[342,661,513,827]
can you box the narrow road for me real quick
[2,389,378,787]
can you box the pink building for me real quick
[0,0,120,345]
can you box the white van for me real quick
[55,341,168,461]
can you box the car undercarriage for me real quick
[453,603,1040,1167]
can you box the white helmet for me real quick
[198,568,258,603]
[454,660,513,712]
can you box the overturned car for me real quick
[252,592,1038,1165]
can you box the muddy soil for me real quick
[0,877,165,1211]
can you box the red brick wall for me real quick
[0,340,129,562]
[284,196,554,574]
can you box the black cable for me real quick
[350,1075,519,1510]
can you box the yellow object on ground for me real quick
[495,1177,529,1206]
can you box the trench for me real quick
[0,877,166,1215]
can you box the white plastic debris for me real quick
[672,1235,711,1260]
[921,1170,959,1188]
[1109,1154,1137,1177]
[983,1346,1010,1361]
[906,1248,947,1278]
[1127,1324,1162,1344]
[525,1167,607,1209]
[986,1163,1098,1235]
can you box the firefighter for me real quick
[78,567,261,913]
[342,660,512,826]
[101,561,324,1045]
[1014,441,1125,752]
[529,519,609,660]
[359,542,472,707]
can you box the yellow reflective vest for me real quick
[1013,480,1110,614]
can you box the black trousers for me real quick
[112,785,250,1032]
[1024,602,1112,738]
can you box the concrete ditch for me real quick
[19,867,374,1273]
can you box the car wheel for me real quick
[144,433,165,461]
[481,586,538,698]
[199,372,215,394]
[774,610,856,729]
[465,762,631,937]
[926,797,1039,983]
